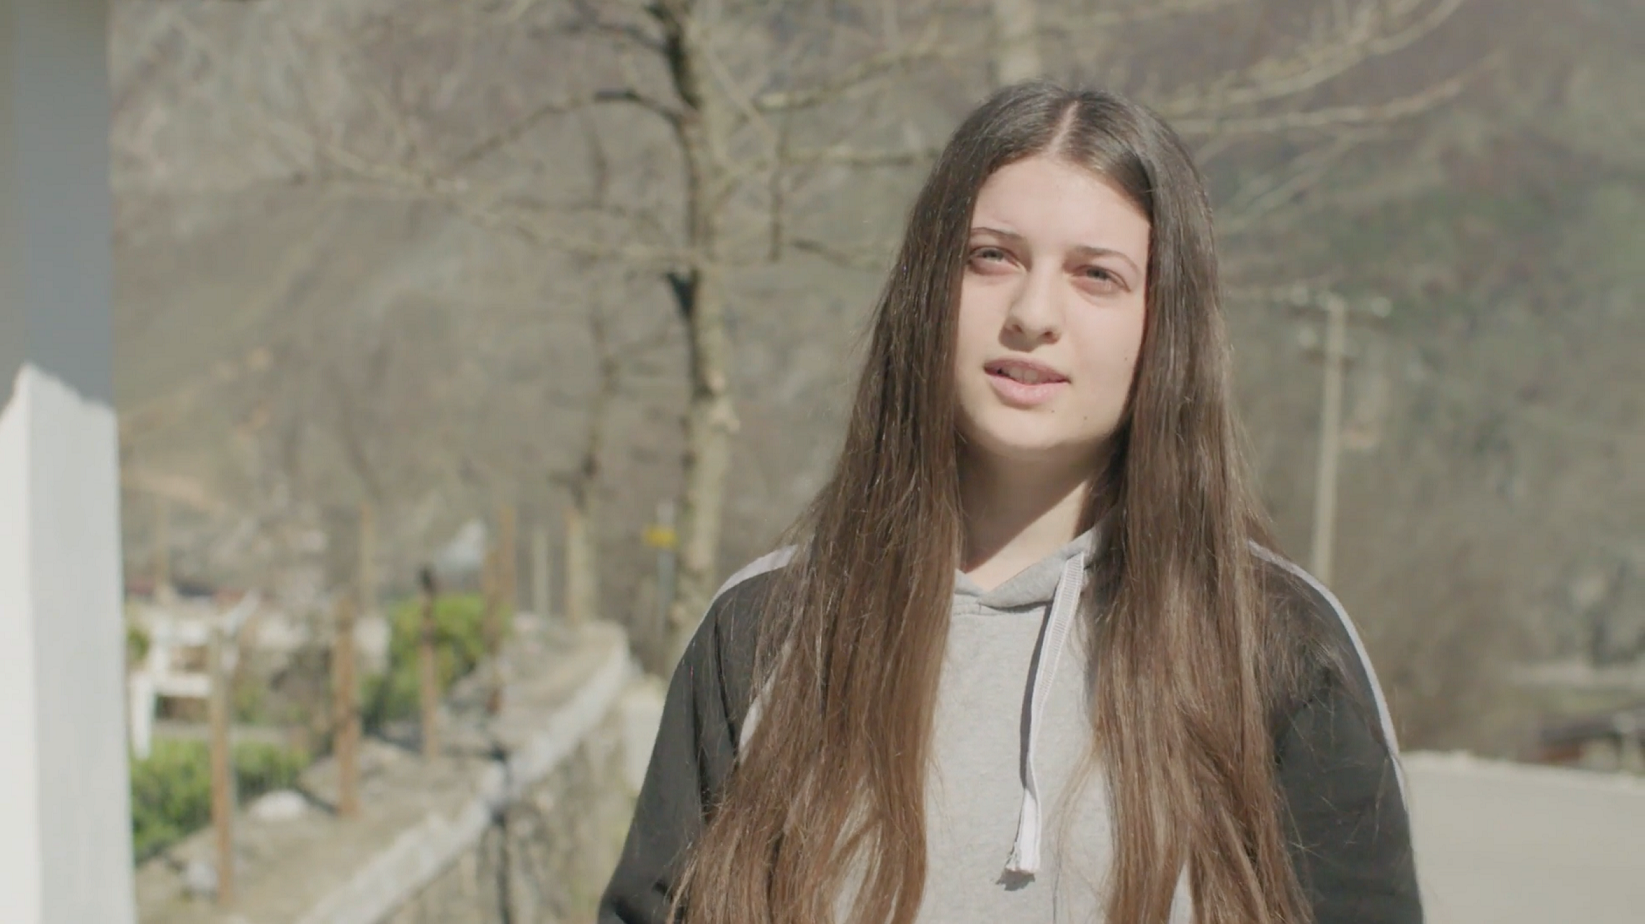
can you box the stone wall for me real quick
[386,699,643,924]
[135,620,666,924]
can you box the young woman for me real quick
[599,83,1420,924]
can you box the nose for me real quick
[1004,264,1063,344]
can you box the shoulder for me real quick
[1252,544,1402,753]
[1251,549,1421,919]
[677,547,797,738]
[696,546,795,658]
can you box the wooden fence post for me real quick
[207,623,235,906]
[333,594,360,818]
[565,503,591,625]
[359,501,376,619]
[481,543,503,715]
[531,523,551,621]
[497,504,517,618]
[417,566,440,760]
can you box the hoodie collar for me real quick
[953,526,1100,613]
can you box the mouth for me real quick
[982,358,1069,408]
[984,358,1069,386]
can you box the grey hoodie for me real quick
[922,528,1168,921]
[600,535,1419,923]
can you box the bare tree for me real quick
[162,0,1478,669]
[254,1,967,663]
[551,288,677,634]
[992,0,1044,85]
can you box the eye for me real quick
[966,245,1016,274]
[1079,265,1127,291]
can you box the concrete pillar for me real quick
[0,1,136,922]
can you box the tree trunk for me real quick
[564,491,598,625]
[991,0,1042,87]
[667,260,737,663]
[660,10,740,667]
[357,501,375,618]
[562,303,616,627]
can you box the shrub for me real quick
[126,620,150,667]
[362,593,511,730]
[130,739,309,862]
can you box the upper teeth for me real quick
[1001,366,1053,384]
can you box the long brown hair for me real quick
[676,82,1311,924]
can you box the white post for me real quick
[0,1,135,921]
[128,670,155,761]
[1310,295,1348,585]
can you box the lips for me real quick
[984,358,1068,385]
[983,358,1068,408]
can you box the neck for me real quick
[960,450,1096,591]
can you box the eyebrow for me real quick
[971,226,1143,278]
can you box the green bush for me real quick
[125,621,150,667]
[362,593,511,730]
[232,675,269,725]
[130,739,309,862]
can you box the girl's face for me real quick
[954,154,1151,472]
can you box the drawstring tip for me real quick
[1005,831,1040,877]
[1003,855,1038,879]
[1003,554,1084,884]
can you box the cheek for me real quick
[1075,313,1146,384]
[953,288,999,363]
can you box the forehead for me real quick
[971,155,1149,254]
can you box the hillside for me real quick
[110,0,1644,751]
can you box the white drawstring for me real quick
[1004,554,1087,877]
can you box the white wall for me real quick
[0,369,132,924]
[0,1,135,921]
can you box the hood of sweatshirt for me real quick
[729,524,1178,921]
[947,522,1098,881]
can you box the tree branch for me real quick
[1040,0,1244,35]
[450,94,591,174]
[752,26,953,113]
[1158,0,1469,120]
[786,237,893,272]
[787,143,942,168]
[555,0,665,54]
[324,360,386,504]
[1218,129,1369,235]
[593,86,684,127]
[1171,73,1467,137]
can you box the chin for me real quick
[965,426,1093,467]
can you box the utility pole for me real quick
[1289,287,1391,586]
[207,623,235,907]
[1311,294,1348,585]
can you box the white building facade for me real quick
[0,1,136,922]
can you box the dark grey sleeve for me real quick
[597,587,760,924]
[1276,670,1423,924]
